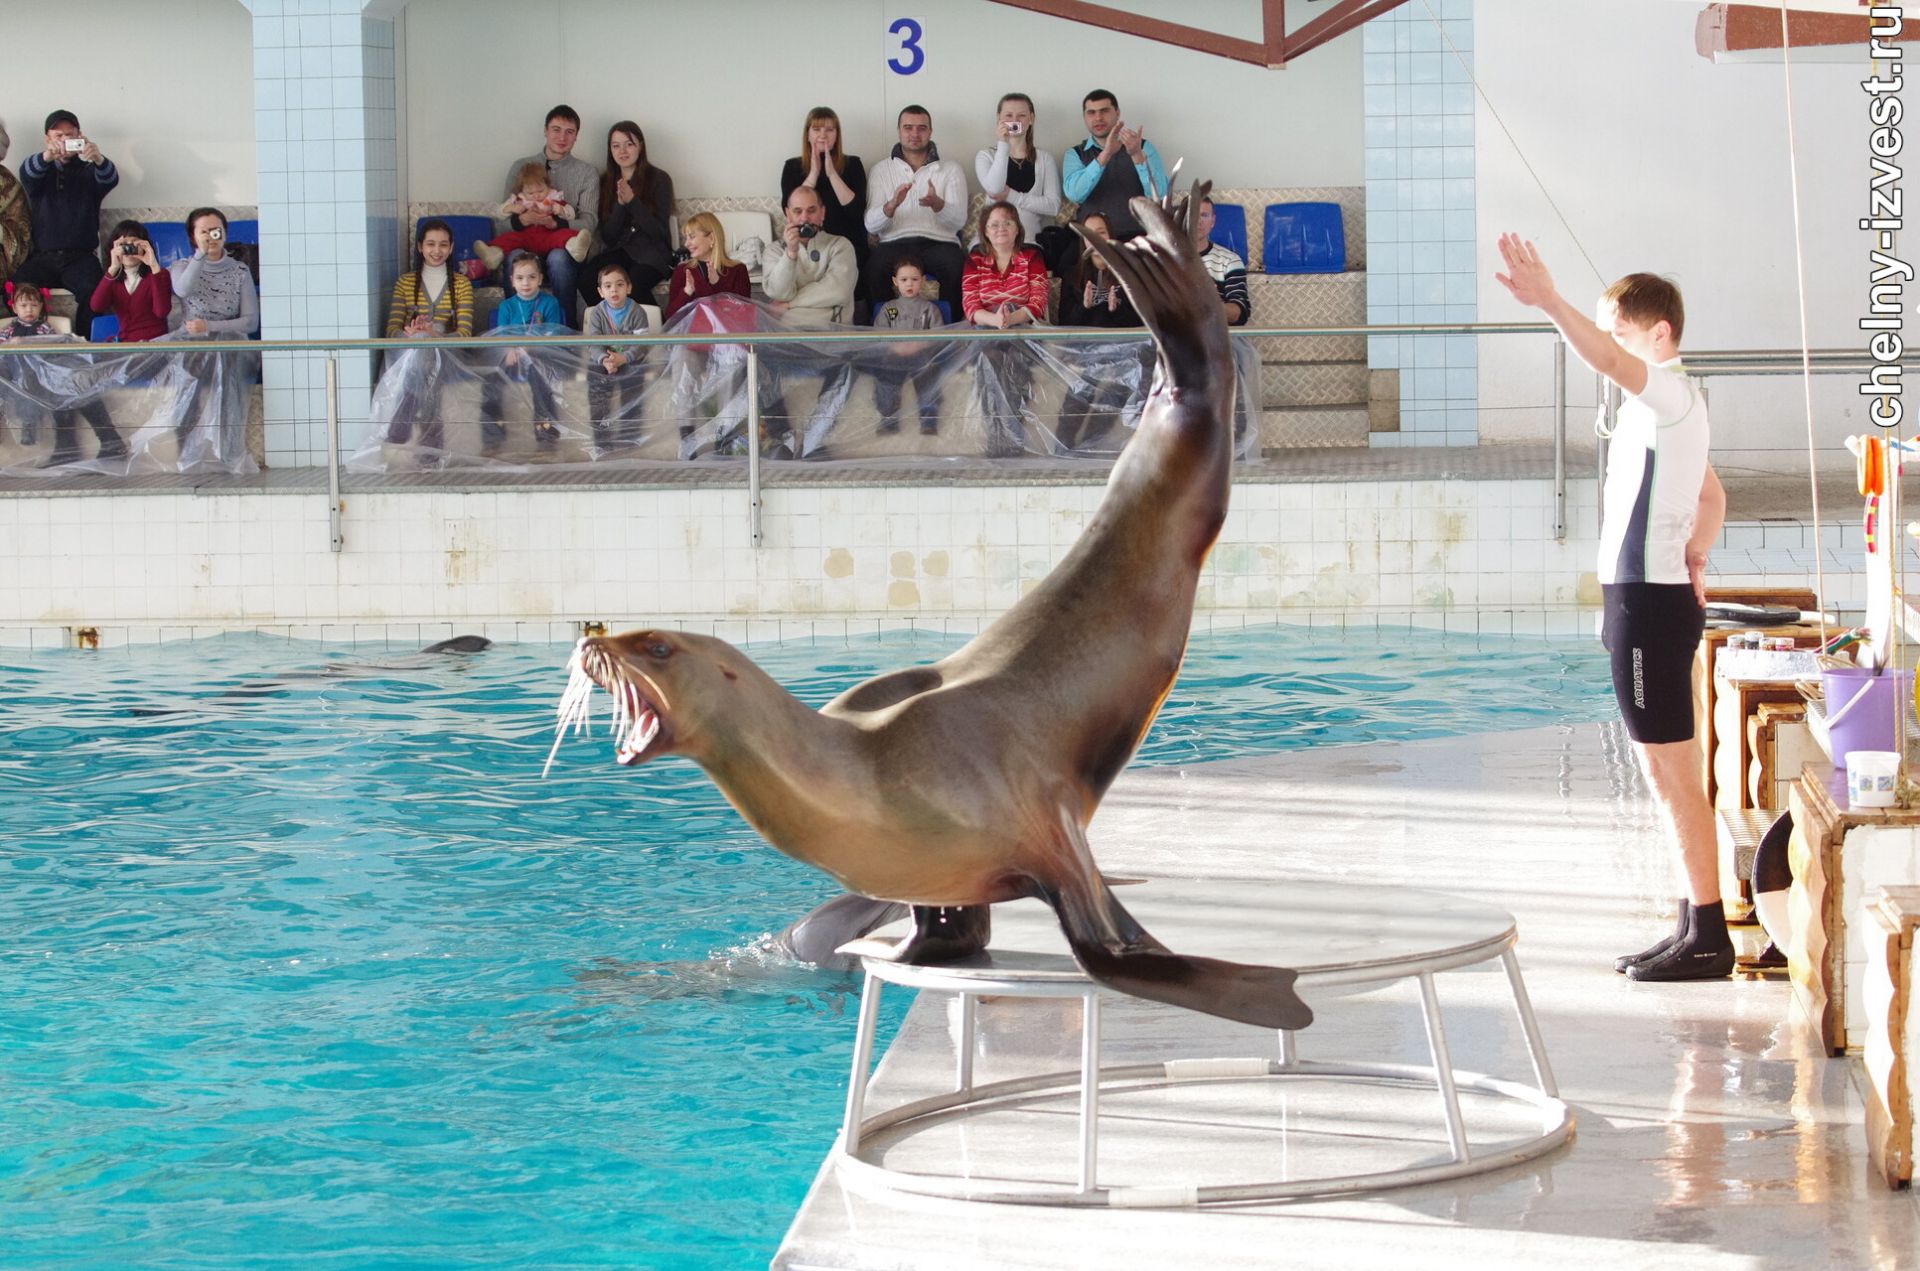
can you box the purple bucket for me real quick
[1822,666,1913,764]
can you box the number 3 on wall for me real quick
[888,17,924,75]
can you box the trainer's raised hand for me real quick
[1493,233,1555,308]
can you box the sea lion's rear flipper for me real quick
[1042,816,1312,1031]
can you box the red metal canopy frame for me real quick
[982,0,1416,68]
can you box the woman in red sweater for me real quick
[665,212,754,454]
[960,201,1048,456]
[90,220,173,343]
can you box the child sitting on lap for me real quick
[480,252,569,453]
[1,281,123,462]
[475,162,592,272]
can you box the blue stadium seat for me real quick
[147,222,193,269]
[872,298,952,324]
[90,314,121,343]
[1262,202,1345,274]
[1207,203,1248,265]
[225,219,258,245]
[418,215,499,266]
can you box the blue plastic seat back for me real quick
[1262,202,1345,274]
[90,314,121,343]
[225,219,259,245]
[872,298,953,324]
[419,215,500,266]
[147,222,193,269]
[1207,203,1248,264]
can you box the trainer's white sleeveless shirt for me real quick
[1598,358,1709,586]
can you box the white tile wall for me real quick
[0,478,1618,643]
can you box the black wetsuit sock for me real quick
[1614,899,1690,973]
[1627,900,1735,982]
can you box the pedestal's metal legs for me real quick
[956,993,976,1092]
[1078,991,1102,1194]
[842,972,884,1156]
[1277,1027,1298,1069]
[1416,971,1471,1163]
[1501,948,1559,1098]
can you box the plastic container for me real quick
[1847,750,1901,809]
[1822,665,1914,766]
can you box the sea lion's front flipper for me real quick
[1043,819,1313,1031]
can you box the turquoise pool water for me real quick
[2,629,1610,1268]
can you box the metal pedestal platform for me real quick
[836,878,1572,1207]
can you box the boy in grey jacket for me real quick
[869,257,946,436]
[583,261,650,454]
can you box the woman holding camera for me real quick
[973,94,1060,245]
[89,220,172,343]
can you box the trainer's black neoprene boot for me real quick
[1627,900,1735,982]
[1615,900,1689,973]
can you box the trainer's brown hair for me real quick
[1602,273,1684,346]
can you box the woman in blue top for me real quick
[480,252,568,452]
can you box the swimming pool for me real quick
[1,629,1611,1268]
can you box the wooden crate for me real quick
[1695,582,1821,808]
[1864,886,1920,1189]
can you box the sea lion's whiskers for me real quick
[544,644,602,778]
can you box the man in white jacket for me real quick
[761,185,859,457]
[863,105,968,312]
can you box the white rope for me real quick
[1417,0,1605,287]
[1777,0,1829,650]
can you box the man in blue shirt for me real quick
[1061,90,1167,242]
[14,110,118,339]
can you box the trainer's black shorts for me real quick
[1600,582,1704,745]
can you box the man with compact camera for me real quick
[12,110,118,340]
[759,184,859,457]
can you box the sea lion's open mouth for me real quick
[545,639,673,776]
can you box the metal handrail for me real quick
[4,324,1890,556]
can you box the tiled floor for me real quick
[775,725,1920,1270]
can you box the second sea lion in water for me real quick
[552,182,1311,1031]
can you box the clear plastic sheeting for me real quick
[350,302,1262,471]
[0,339,258,476]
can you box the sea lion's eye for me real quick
[646,642,671,659]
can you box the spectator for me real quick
[381,217,474,458]
[14,110,118,339]
[0,121,30,283]
[868,255,947,438]
[664,213,750,322]
[474,161,592,273]
[664,212,750,454]
[762,184,860,458]
[864,105,968,318]
[502,105,599,322]
[1057,212,1143,453]
[479,251,568,455]
[781,107,868,314]
[582,259,650,456]
[0,281,123,464]
[579,121,675,312]
[1194,197,1249,327]
[91,220,172,344]
[973,93,1060,245]
[1061,90,1167,241]
[961,200,1048,457]
[168,207,261,463]
[764,185,857,327]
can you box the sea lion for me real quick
[550,182,1312,1032]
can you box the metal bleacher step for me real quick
[1260,360,1369,409]
[1259,405,1371,450]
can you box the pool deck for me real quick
[773,723,1920,1270]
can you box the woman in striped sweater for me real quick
[381,218,474,456]
[960,201,1049,456]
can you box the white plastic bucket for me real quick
[1846,750,1901,809]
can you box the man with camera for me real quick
[13,110,119,340]
[759,185,860,458]
[863,105,968,314]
